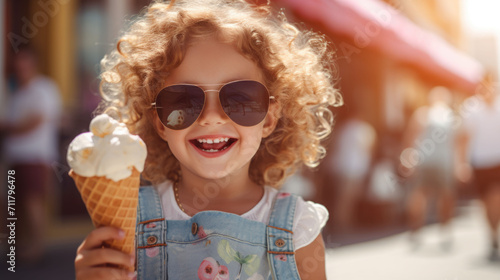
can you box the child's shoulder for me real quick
[268,188,328,250]
[290,193,329,250]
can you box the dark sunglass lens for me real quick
[155,85,205,129]
[219,81,270,126]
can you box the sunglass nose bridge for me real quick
[197,93,229,126]
[203,89,219,93]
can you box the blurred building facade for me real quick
[467,34,499,77]
[1,0,155,240]
[271,0,484,232]
[381,0,469,109]
[384,0,463,46]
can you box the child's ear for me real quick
[262,102,279,138]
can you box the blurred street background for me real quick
[1,0,500,279]
[326,201,500,280]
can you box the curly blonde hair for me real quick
[97,0,342,187]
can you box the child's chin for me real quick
[196,164,246,181]
[197,169,233,180]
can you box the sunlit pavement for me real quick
[325,200,500,280]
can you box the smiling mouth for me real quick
[190,137,238,153]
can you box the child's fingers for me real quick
[75,247,135,271]
[79,226,125,251]
[76,266,136,280]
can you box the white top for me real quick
[3,76,61,164]
[156,182,329,250]
[462,96,500,168]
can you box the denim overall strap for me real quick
[266,193,301,279]
[136,186,167,279]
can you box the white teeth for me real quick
[196,137,230,143]
[201,146,230,153]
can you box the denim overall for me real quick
[135,186,301,279]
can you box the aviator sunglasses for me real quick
[152,80,274,130]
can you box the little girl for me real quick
[74,0,342,279]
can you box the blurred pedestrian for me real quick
[329,110,376,231]
[0,46,62,263]
[400,86,458,250]
[460,73,500,261]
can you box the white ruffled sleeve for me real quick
[293,197,329,250]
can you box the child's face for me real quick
[153,37,278,181]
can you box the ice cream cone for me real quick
[69,168,140,255]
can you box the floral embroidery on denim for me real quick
[217,240,262,279]
[145,247,159,258]
[274,254,287,262]
[198,257,229,280]
[145,222,156,228]
[198,226,207,238]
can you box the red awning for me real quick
[275,0,484,92]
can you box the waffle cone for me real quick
[69,168,140,255]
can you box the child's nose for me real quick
[197,90,228,127]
